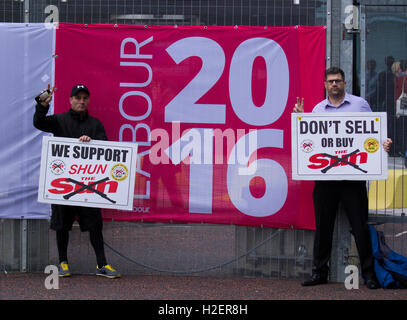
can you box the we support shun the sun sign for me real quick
[291,112,388,180]
[38,136,138,210]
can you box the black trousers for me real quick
[56,229,107,268]
[312,181,375,279]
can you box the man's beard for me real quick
[329,88,344,100]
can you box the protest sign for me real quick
[38,136,138,210]
[291,112,388,180]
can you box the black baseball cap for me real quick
[70,84,90,97]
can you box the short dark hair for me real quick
[325,67,345,81]
[400,60,407,72]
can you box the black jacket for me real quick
[33,103,108,220]
[33,104,108,141]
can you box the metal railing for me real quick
[0,0,326,278]
[1,0,406,282]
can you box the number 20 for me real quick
[165,36,289,125]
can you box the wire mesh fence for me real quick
[362,3,407,256]
[0,218,315,279]
[1,0,406,280]
[46,222,313,278]
[1,0,327,26]
[0,0,325,279]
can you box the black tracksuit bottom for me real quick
[312,180,375,279]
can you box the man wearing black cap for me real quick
[33,83,120,279]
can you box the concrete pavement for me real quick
[1,272,406,300]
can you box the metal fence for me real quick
[1,0,406,283]
[0,0,324,280]
[361,1,407,261]
[1,0,327,26]
[0,218,316,279]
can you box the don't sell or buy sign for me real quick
[291,112,388,181]
[38,136,138,210]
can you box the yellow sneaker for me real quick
[58,261,71,277]
[96,264,121,279]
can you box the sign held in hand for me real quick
[291,112,388,181]
[38,136,138,210]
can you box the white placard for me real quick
[291,112,388,180]
[38,136,138,210]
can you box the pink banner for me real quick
[54,23,325,230]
